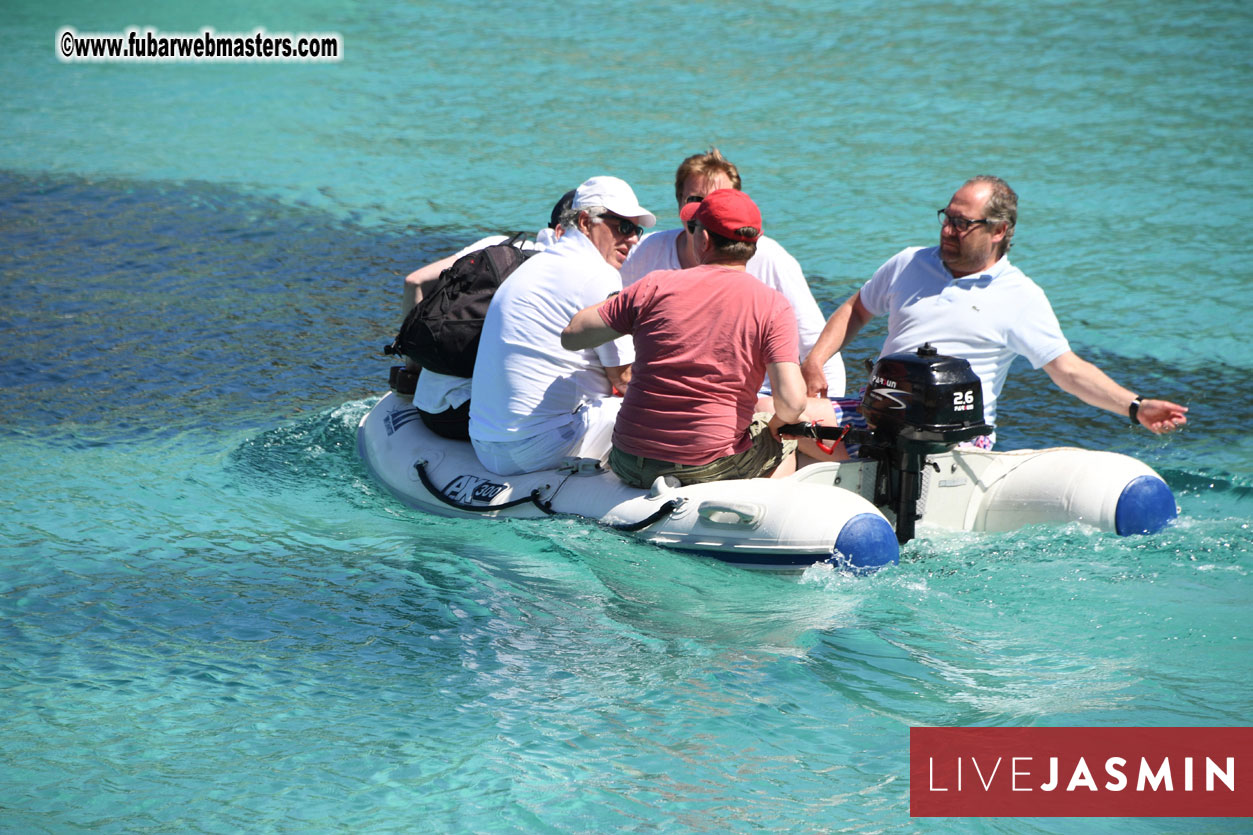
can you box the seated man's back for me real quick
[606,265,796,465]
[471,233,625,440]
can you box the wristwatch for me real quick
[1128,397,1142,426]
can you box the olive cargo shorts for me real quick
[609,414,798,489]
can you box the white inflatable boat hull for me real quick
[358,392,1177,570]
[357,392,900,571]
[790,447,1177,536]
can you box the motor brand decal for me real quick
[952,389,977,412]
[442,474,508,504]
[871,387,911,410]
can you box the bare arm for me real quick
[402,253,460,315]
[561,303,622,350]
[766,361,807,426]
[1043,350,1188,433]
[801,291,874,397]
[562,304,632,394]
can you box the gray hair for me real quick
[560,205,601,231]
[965,175,1017,255]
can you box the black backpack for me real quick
[385,232,538,377]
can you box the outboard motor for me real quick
[855,344,993,544]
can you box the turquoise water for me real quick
[3,1,1250,831]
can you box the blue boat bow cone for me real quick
[834,512,900,570]
[1115,475,1178,536]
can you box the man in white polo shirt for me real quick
[469,176,656,475]
[801,175,1188,445]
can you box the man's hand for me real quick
[801,290,872,399]
[801,358,829,399]
[766,412,789,442]
[606,364,631,396]
[1136,398,1189,433]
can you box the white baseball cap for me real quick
[572,176,656,228]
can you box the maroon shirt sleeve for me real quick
[598,275,651,334]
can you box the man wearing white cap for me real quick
[469,176,657,475]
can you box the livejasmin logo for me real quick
[910,727,1252,818]
[928,751,1234,793]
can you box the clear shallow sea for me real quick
[2,1,1250,832]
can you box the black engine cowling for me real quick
[855,344,993,544]
[860,343,990,449]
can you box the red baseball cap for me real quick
[679,188,762,242]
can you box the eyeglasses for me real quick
[938,209,993,232]
[684,195,705,204]
[598,214,643,238]
[685,219,698,234]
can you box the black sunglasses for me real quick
[599,214,643,238]
[937,209,993,232]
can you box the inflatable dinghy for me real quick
[358,346,1177,572]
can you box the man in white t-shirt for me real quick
[469,176,656,475]
[400,190,575,440]
[618,148,846,396]
[801,176,1188,444]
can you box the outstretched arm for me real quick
[1043,351,1188,433]
[801,291,874,398]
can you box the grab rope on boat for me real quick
[414,461,556,515]
[608,499,682,532]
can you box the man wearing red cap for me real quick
[620,148,847,397]
[562,189,808,487]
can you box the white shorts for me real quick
[471,397,622,475]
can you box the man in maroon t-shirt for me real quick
[561,189,808,488]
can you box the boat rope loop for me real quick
[414,461,555,515]
[609,499,682,532]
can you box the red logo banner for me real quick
[910,727,1252,817]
